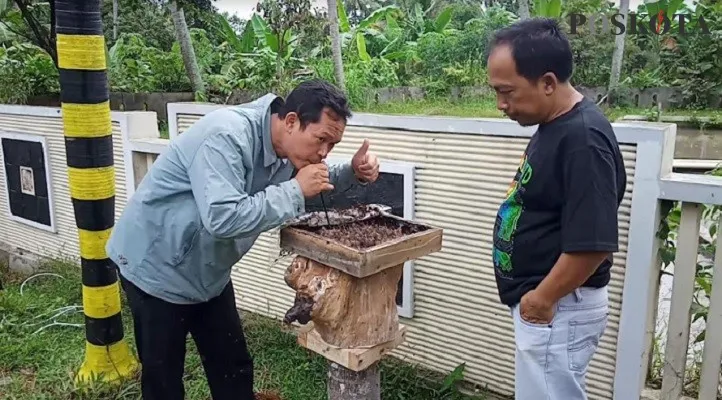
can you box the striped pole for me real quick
[55,0,138,383]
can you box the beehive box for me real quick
[280,208,443,278]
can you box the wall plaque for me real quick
[1,132,55,232]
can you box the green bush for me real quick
[108,33,190,92]
[0,42,59,104]
[310,57,400,108]
[417,32,464,77]
[1,0,721,113]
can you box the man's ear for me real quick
[284,112,298,133]
[541,72,558,96]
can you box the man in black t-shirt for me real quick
[487,18,627,399]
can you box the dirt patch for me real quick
[255,391,283,400]
[306,216,428,249]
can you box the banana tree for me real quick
[374,3,453,74]
[211,13,296,91]
[250,15,297,60]
[533,0,562,18]
[643,0,685,34]
[336,1,402,61]
[252,13,300,77]
[215,14,256,54]
[403,2,453,40]
[643,0,685,22]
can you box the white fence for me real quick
[1,102,721,399]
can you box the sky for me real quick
[214,0,326,19]
[214,0,696,20]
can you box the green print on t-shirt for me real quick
[494,154,532,274]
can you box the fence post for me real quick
[613,124,676,399]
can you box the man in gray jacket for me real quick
[106,79,379,399]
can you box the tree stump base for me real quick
[327,361,380,400]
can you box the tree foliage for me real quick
[0,0,720,111]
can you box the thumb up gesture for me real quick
[351,139,379,183]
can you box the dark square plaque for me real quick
[2,137,51,227]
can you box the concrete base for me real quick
[0,243,8,267]
[0,242,44,275]
[641,388,695,400]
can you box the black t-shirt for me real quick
[492,97,627,306]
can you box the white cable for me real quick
[4,273,86,336]
[25,305,81,323]
[4,305,82,329]
[29,307,83,327]
[19,273,65,295]
[32,321,83,335]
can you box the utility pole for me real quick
[54,0,138,383]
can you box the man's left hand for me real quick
[519,289,555,325]
[352,139,380,183]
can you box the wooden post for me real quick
[280,207,442,400]
[328,361,380,400]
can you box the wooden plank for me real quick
[363,228,442,275]
[661,202,702,400]
[297,325,407,372]
[281,227,363,273]
[280,215,442,278]
[698,219,722,400]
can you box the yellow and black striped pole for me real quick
[55,0,138,383]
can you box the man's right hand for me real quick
[295,163,334,198]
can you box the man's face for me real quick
[487,45,551,127]
[284,108,345,169]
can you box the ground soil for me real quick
[255,392,283,400]
[308,216,428,249]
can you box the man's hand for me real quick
[295,163,334,198]
[519,289,555,325]
[351,139,380,183]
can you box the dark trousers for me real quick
[119,273,254,400]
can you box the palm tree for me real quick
[607,0,629,103]
[518,0,530,19]
[327,0,345,90]
[112,0,118,40]
[168,0,205,96]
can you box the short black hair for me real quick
[277,79,352,129]
[489,18,573,83]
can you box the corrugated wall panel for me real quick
[177,113,637,399]
[0,114,128,261]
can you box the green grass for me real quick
[359,97,506,119]
[0,259,488,400]
[356,96,722,125]
[150,97,722,141]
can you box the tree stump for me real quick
[284,256,402,400]
[279,207,443,400]
[284,256,403,348]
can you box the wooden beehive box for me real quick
[280,213,442,278]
